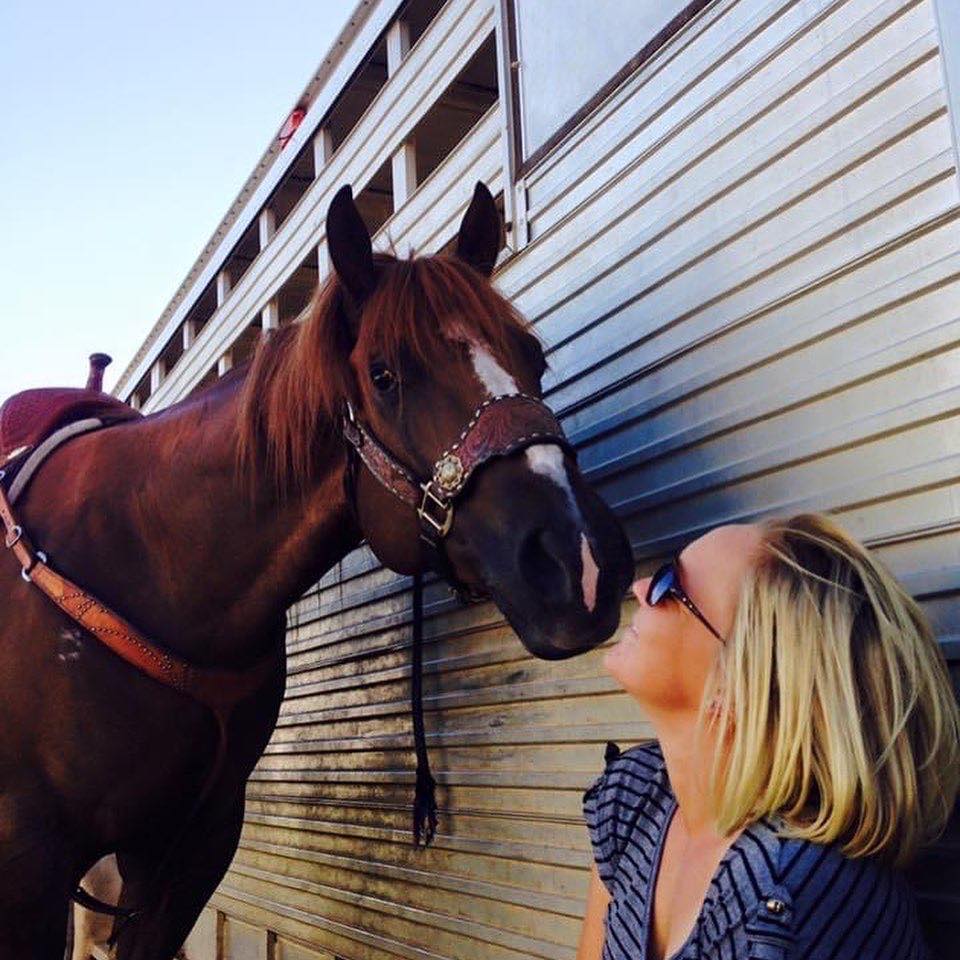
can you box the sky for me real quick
[0,0,355,398]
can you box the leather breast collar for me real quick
[0,424,277,716]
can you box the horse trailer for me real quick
[113,1,960,957]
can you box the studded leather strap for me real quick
[0,481,276,712]
[341,410,421,508]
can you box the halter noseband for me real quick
[341,392,576,552]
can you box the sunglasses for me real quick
[645,556,724,642]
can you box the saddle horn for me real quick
[86,353,112,393]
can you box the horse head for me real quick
[243,182,634,660]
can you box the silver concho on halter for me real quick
[433,454,464,494]
[417,453,465,540]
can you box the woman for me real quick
[577,514,959,960]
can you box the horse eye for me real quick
[370,362,397,393]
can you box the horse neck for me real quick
[35,374,362,669]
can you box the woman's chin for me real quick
[602,624,638,681]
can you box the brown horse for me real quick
[0,183,634,960]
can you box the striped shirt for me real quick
[582,741,928,959]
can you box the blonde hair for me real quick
[707,513,960,867]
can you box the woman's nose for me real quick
[631,578,649,604]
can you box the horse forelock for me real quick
[237,253,532,494]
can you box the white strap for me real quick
[8,418,104,505]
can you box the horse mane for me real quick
[236,253,531,493]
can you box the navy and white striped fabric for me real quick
[582,741,928,959]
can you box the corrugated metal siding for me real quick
[179,0,960,956]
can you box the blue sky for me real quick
[0,0,355,398]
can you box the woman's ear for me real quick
[455,182,503,277]
[326,184,376,312]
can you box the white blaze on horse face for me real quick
[466,340,520,396]
[580,532,599,613]
[461,338,601,613]
[524,443,576,507]
[525,444,601,613]
[464,341,571,497]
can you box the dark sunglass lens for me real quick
[646,562,676,606]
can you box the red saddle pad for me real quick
[0,388,141,462]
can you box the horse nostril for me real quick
[518,527,573,601]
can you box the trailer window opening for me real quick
[413,32,498,187]
[508,0,710,174]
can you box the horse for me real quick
[0,181,634,960]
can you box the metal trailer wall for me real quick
[156,0,960,957]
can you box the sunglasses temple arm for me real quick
[677,591,725,643]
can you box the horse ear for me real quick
[326,184,376,310]
[455,182,503,277]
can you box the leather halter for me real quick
[341,390,576,846]
[341,392,575,548]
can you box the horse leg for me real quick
[0,792,79,960]
[0,890,71,960]
[0,897,71,960]
[112,789,245,960]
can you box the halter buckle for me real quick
[418,484,454,539]
[4,525,22,549]
[342,401,362,447]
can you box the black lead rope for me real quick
[410,572,438,846]
[342,439,438,846]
